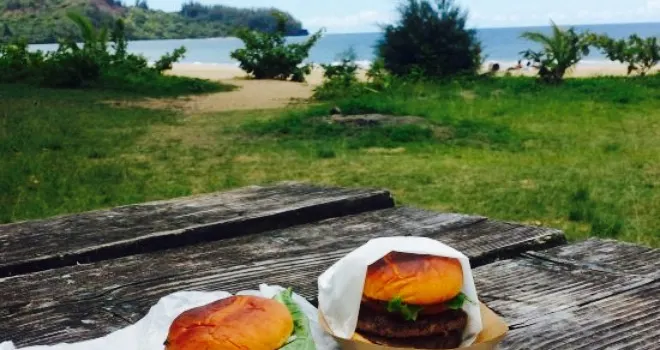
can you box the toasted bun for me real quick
[165,295,293,350]
[363,252,464,305]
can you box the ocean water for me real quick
[30,22,659,66]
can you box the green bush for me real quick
[153,46,187,73]
[0,39,45,83]
[521,21,591,84]
[314,49,366,100]
[377,0,482,78]
[590,34,659,76]
[230,12,323,82]
[366,58,395,91]
[0,11,223,95]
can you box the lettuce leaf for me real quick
[387,296,424,321]
[446,292,472,310]
[274,288,316,350]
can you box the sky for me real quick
[149,0,660,33]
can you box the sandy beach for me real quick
[163,62,657,114]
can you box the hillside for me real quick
[0,0,309,44]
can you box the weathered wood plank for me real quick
[525,238,660,278]
[500,281,659,350]
[473,239,659,350]
[0,207,564,346]
[0,182,394,277]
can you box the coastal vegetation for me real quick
[590,33,660,76]
[0,11,230,94]
[0,0,307,44]
[230,13,323,82]
[520,22,592,83]
[377,0,482,78]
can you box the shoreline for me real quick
[170,61,657,86]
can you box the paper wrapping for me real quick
[0,284,339,350]
[319,303,508,350]
[317,237,483,347]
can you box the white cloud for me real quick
[648,0,660,10]
[304,10,395,33]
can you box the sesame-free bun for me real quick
[363,252,464,305]
[165,295,293,350]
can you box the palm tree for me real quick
[65,11,109,54]
[520,21,590,83]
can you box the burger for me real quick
[354,251,470,349]
[164,289,314,350]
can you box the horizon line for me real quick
[314,20,660,35]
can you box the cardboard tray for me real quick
[319,303,508,350]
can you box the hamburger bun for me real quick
[165,295,293,350]
[363,252,464,305]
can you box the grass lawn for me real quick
[1,76,659,247]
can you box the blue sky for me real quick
[149,0,660,32]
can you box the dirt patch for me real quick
[364,147,407,154]
[107,78,315,114]
[327,114,431,127]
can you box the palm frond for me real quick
[66,11,96,44]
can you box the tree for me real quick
[230,12,323,82]
[377,0,482,78]
[590,34,659,76]
[135,0,148,10]
[520,21,591,84]
[64,11,109,55]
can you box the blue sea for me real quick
[30,22,660,66]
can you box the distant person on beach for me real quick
[507,60,524,72]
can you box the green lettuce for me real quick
[274,288,316,350]
[446,292,470,310]
[387,296,423,321]
[387,292,473,321]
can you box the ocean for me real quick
[30,22,660,67]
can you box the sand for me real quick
[157,62,656,114]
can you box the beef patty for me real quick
[356,306,468,338]
[360,331,464,350]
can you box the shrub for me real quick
[322,49,360,85]
[590,34,659,76]
[366,58,395,91]
[230,12,323,82]
[377,0,482,78]
[314,49,365,100]
[41,47,103,88]
[153,46,187,73]
[0,11,220,95]
[521,21,591,84]
[0,40,45,84]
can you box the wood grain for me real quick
[0,207,564,346]
[525,238,660,278]
[474,239,659,350]
[0,182,394,277]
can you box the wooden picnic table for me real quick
[0,182,658,349]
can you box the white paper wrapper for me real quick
[1,284,339,350]
[317,237,483,347]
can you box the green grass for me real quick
[0,85,193,222]
[1,76,659,247]
[98,71,235,97]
